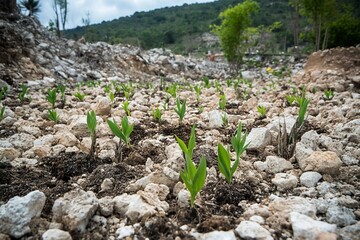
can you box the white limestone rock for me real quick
[246,128,272,151]
[235,221,273,240]
[271,173,298,191]
[42,229,72,240]
[192,230,236,240]
[264,156,293,173]
[0,191,46,238]
[300,172,322,187]
[298,151,342,175]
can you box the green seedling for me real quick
[297,95,310,128]
[215,80,221,92]
[198,105,204,113]
[18,84,29,103]
[57,84,66,107]
[222,114,228,128]
[166,84,177,98]
[194,85,201,103]
[48,109,60,123]
[0,86,8,101]
[74,92,86,101]
[203,76,210,88]
[323,89,334,100]
[226,79,232,87]
[87,111,97,159]
[123,100,131,116]
[218,122,248,184]
[219,94,226,110]
[47,88,57,109]
[109,92,115,102]
[243,88,249,100]
[0,106,5,120]
[107,115,134,162]
[257,105,267,118]
[285,95,295,106]
[175,98,186,125]
[152,107,162,122]
[104,84,111,93]
[176,125,207,207]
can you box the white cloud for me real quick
[34,0,216,29]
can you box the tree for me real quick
[289,0,301,47]
[211,0,259,66]
[52,0,68,36]
[20,0,41,17]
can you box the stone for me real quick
[249,215,265,225]
[246,127,272,151]
[0,148,20,161]
[264,156,293,173]
[290,212,336,240]
[0,191,46,238]
[266,116,296,134]
[100,178,114,192]
[42,229,72,240]
[326,205,356,227]
[116,226,134,239]
[164,142,184,171]
[341,155,359,166]
[300,172,322,187]
[208,110,223,129]
[298,151,342,175]
[271,173,298,191]
[57,132,79,147]
[339,224,360,240]
[295,142,314,162]
[69,115,103,138]
[33,134,57,147]
[144,183,170,201]
[94,97,111,116]
[235,221,273,240]
[52,189,99,232]
[8,133,35,150]
[98,197,114,217]
[192,230,236,240]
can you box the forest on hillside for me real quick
[64,0,360,55]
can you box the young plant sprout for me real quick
[104,84,111,94]
[57,84,66,107]
[109,92,115,102]
[87,111,97,159]
[257,105,267,118]
[297,95,310,128]
[166,84,177,98]
[194,85,201,103]
[0,106,5,120]
[176,125,207,207]
[323,89,334,100]
[74,92,86,101]
[218,122,249,184]
[0,86,8,101]
[222,113,228,128]
[175,98,186,125]
[226,79,232,87]
[18,84,29,103]
[285,95,295,106]
[122,100,131,116]
[47,88,57,109]
[107,115,134,162]
[219,94,226,110]
[215,80,221,92]
[152,107,162,122]
[48,109,60,123]
[203,76,210,88]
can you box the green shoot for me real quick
[104,84,111,94]
[257,105,267,118]
[198,105,204,113]
[176,125,207,207]
[175,98,186,125]
[242,88,249,100]
[74,92,86,101]
[107,116,134,162]
[297,95,310,128]
[87,111,97,159]
[219,94,226,110]
[222,114,228,128]
[218,122,248,184]
[109,92,115,102]
[123,100,131,116]
[57,84,66,107]
[48,109,60,123]
[215,80,221,92]
[18,84,29,103]
[285,95,295,106]
[166,84,177,98]
[226,79,232,87]
[323,89,334,100]
[0,86,8,101]
[0,106,5,120]
[152,107,162,122]
[194,85,201,103]
[47,88,57,109]
[203,76,210,88]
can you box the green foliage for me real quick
[166,84,177,98]
[0,86,8,101]
[107,115,134,146]
[74,92,86,101]
[104,84,111,94]
[203,76,210,89]
[176,125,207,207]
[123,100,131,116]
[286,95,295,106]
[109,92,115,102]
[257,105,267,118]
[57,84,66,106]
[47,88,57,109]
[20,0,41,17]
[194,85,202,103]
[323,89,334,100]
[297,94,310,127]
[211,0,259,63]
[226,79,232,87]
[48,109,60,123]
[218,122,249,184]
[152,107,162,122]
[18,84,29,103]
[175,98,186,125]
[222,114,228,128]
[87,110,97,159]
[0,106,5,120]
[219,94,226,110]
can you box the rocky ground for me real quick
[0,15,360,240]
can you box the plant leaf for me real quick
[107,119,126,142]
[193,156,207,193]
[218,143,232,183]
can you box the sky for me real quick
[28,0,216,29]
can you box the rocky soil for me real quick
[0,15,360,240]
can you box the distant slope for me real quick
[65,0,291,53]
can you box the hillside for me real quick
[65,0,291,54]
